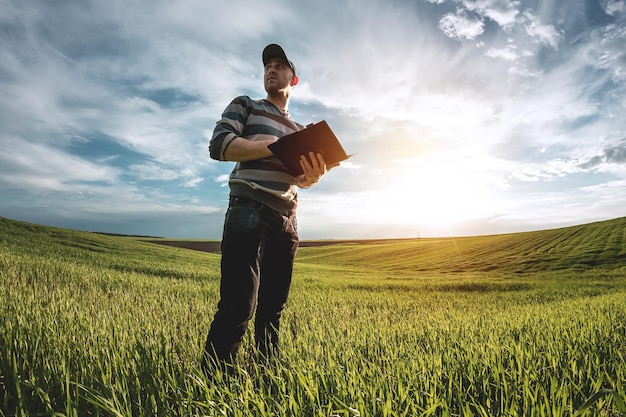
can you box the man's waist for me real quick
[229,181,297,216]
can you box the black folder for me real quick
[268,120,353,177]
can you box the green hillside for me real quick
[1,215,626,416]
[2,215,625,276]
[296,217,626,274]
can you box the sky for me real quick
[1,0,625,240]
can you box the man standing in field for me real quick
[203,44,327,374]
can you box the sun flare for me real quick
[393,154,495,231]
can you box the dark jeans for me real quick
[203,196,299,367]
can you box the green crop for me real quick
[1,216,625,416]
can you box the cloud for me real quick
[579,140,626,169]
[523,11,562,48]
[0,137,120,191]
[486,44,527,61]
[439,10,485,40]
[1,0,626,239]
[604,0,625,15]
[590,23,626,83]
[606,144,626,163]
[461,0,521,28]
[128,162,183,182]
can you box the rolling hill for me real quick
[1,215,624,275]
[295,217,626,274]
[1,215,625,416]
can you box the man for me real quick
[203,44,327,373]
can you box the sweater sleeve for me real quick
[208,96,252,161]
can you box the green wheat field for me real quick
[1,215,625,416]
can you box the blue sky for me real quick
[1,0,625,239]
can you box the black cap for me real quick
[262,44,296,75]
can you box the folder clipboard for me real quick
[268,120,353,177]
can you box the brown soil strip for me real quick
[144,238,409,253]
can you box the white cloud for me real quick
[215,175,230,187]
[486,44,523,60]
[0,138,119,191]
[507,64,542,78]
[439,10,485,40]
[462,0,521,28]
[523,11,562,48]
[1,0,625,238]
[604,0,625,15]
[128,163,180,181]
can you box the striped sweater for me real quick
[209,95,304,216]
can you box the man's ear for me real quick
[291,76,299,86]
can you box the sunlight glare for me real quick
[394,154,491,229]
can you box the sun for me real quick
[393,153,494,232]
[316,152,501,238]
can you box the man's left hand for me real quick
[298,152,326,188]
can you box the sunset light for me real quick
[1,0,624,239]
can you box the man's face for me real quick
[264,58,295,94]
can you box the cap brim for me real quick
[262,44,296,74]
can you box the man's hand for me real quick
[298,152,327,188]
